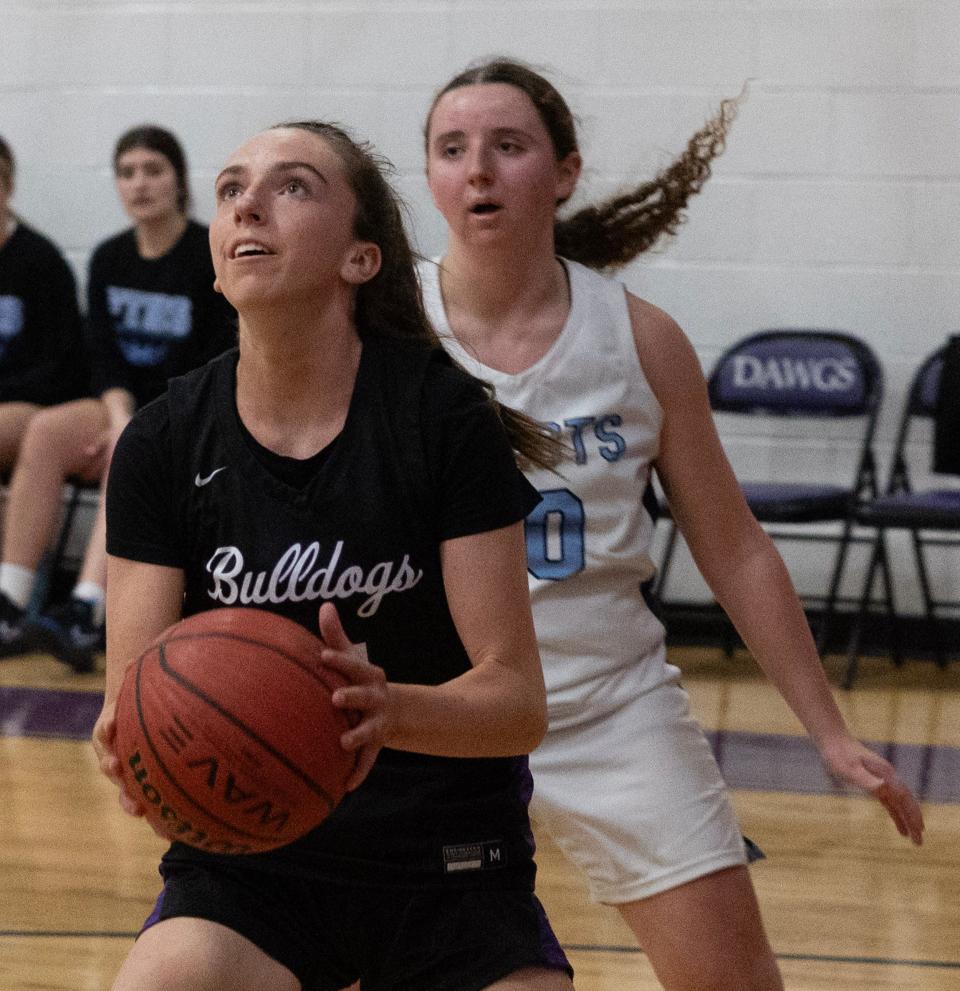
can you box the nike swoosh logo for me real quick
[195,467,228,487]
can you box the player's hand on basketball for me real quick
[317,602,389,791]
[818,733,924,845]
[91,701,147,818]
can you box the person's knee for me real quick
[17,407,86,472]
[20,408,65,454]
[619,866,784,991]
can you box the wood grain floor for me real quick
[1,646,957,990]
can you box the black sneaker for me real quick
[0,592,28,658]
[26,598,104,673]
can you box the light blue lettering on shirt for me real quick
[0,295,25,360]
[106,286,193,367]
[0,295,25,338]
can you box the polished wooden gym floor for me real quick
[1,644,957,990]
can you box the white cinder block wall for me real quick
[1,0,958,615]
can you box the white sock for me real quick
[0,564,36,611]
[72,582,106,627]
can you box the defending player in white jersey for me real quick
[420,57,924,991]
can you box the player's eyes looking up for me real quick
[215,161,326,205]
[215,180,241,202]
[214,177,311,203]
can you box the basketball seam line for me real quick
[155,640,340,806]
[128,644,339,847]
[133,654,282,846]
[160,628,347,696]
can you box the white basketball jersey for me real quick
[420,258,678,727]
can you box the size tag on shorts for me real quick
[442,841,506,873]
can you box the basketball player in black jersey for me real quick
[92,120,574,991]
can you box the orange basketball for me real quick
[113,607,355,854]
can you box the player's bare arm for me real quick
[92,556,183,812]
[633,293,923,844]
[381,521,545,758]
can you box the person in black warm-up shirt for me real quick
[0,134,87,468]
[0,125,235,672]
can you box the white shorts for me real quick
[529,675,747,905]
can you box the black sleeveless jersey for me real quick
[106,337,541,889]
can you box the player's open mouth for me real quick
[231,241,275,258]
[470,202,501,215]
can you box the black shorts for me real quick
[143,858,572,991]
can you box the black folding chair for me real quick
[844,347,960,688]
[653,329,883,656]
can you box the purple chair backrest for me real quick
[708,330,881,417]
[912,351,944,418]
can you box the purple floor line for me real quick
[2,685,958,803]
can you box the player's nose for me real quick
[232,183,266,224]
[466,147,494,184]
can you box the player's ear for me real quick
[341,241,381,285]
[213,277,222,294]
[555,151,582,205]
